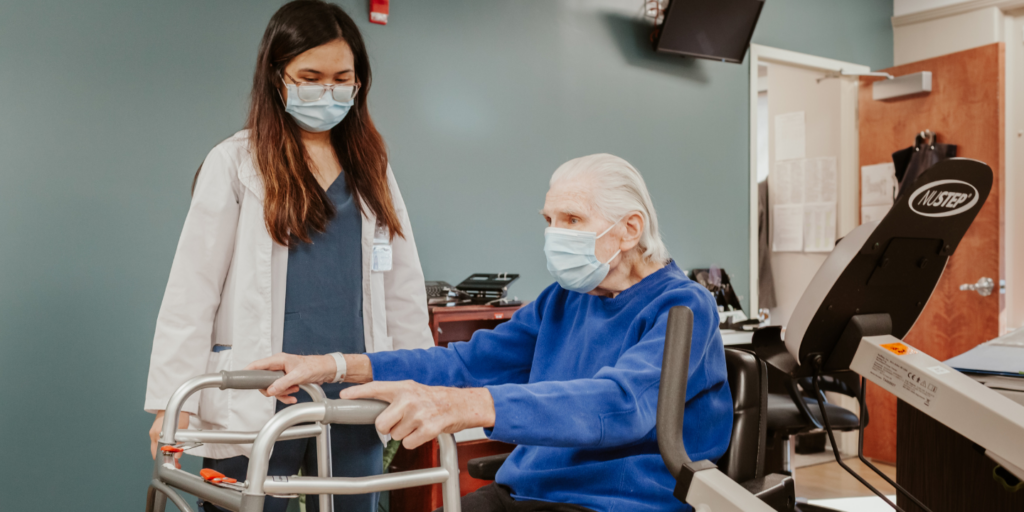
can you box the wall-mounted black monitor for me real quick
[654,0,765,64]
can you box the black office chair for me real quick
[716,348,794,510]
[752,326,865,475]
[766,371,865,474]
[468,348,794,511]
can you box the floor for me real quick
[795,456,897,501]
[805,495,900,512]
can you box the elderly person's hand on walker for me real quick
[246,352,496,449]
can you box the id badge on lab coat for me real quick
[372,222,393,272]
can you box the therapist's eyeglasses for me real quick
[284,73,359,103]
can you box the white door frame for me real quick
[747,44,870,314]
[1004,9,1023,332]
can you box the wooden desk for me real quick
[429,304,522,347]
[896,400,1024,511]
[389,305,522,512]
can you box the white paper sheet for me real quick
[861,204,891,223]
[772,204,804,252]
[774,111,806,161]
[803,157,837,203]
[861,162,897,207]
[804,203,837,252]
[773,160,804,204]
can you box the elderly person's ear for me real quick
[620,211,645,251]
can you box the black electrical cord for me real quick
[855,377,934,512]
[809,355,905,512]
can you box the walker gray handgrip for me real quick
[220,370,285,390]
[323,399,389,425]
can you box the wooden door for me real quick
[857,43,1004,463]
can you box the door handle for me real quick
[960,277,994,297]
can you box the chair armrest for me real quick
[467,453,510,481]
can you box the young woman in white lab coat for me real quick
[144,2,433,510]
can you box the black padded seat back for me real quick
[716,348,768,483]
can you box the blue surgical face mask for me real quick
[544,218,623,293]
[282,82,353,133]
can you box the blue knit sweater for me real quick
[367,262,732,512]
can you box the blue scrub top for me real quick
[283,175,364,397]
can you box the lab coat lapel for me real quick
[237,165,265,202]
[361,205,376,354]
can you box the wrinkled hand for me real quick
[245,353,336,404]
[341,381,496,449]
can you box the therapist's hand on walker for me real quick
[245,353,345,404]
[150,410,190,466]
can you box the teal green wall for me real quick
[0,1,891,509]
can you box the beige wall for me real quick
[895,0,977,17]
[765,63,859,328]
[894,6,1004,65]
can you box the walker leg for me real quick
[438,435,462,512]
[150,479,197,512]
[316,422,333,512]
[147,484,168,512]
[146,484,159,512]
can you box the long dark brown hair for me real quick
[246,0,402,245]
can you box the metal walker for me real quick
[145,370,461,512]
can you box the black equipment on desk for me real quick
[425,274,520,306]
[456,273,519,305]
[690,267,743,313]
[425,281,456,306]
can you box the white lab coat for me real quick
[144,130,433,459]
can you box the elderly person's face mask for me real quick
[544,217,624,293]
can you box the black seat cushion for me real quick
[766,393,860,435]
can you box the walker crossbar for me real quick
[145,370,463,512]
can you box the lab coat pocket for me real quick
[198,348,233,428]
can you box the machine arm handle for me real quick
[658,306,695,476]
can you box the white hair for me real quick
[550,153,670,264]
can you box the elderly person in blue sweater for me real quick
[249,153,733,512]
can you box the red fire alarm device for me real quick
[370,0,389,25]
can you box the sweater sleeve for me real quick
[366,289,549,387]
[484,289,721,450]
